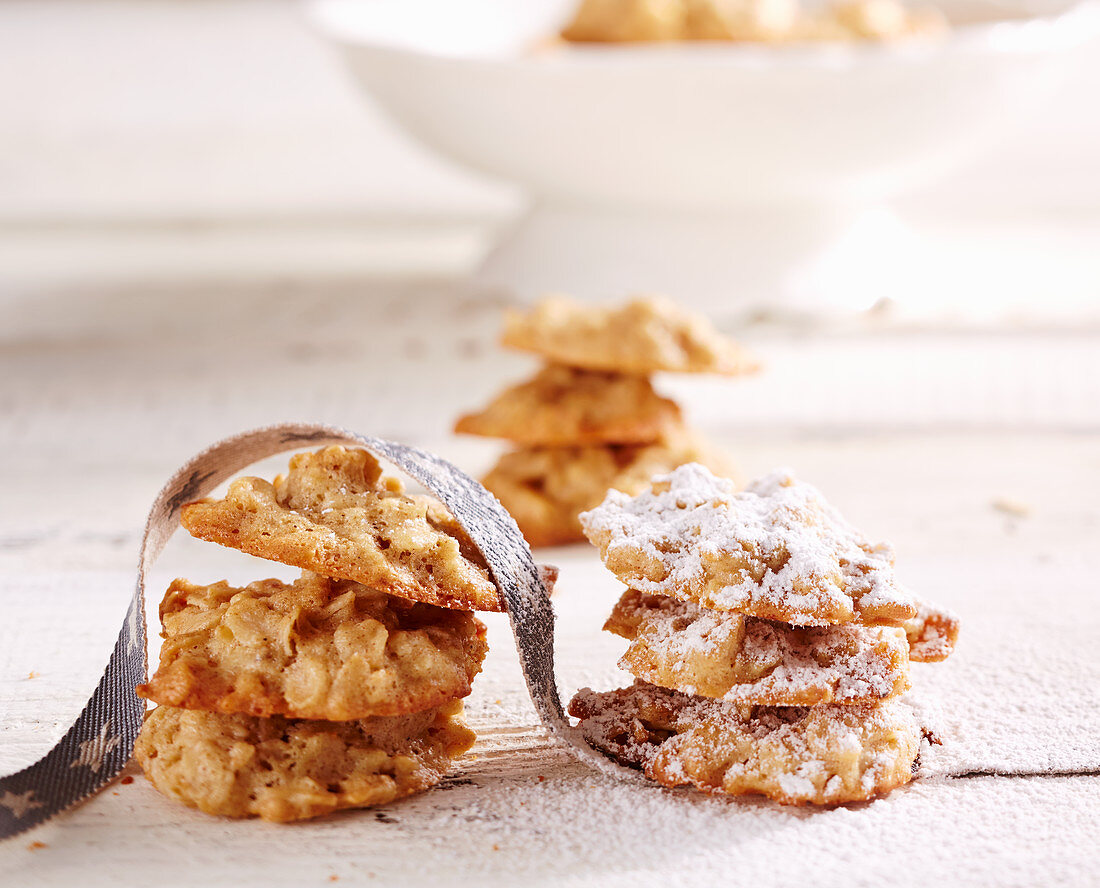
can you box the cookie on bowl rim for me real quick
[501,294,759,376]
[569,680,920,805]
[581,463,917,626]
[137,573,488,721]
[482,430,737,548]
[454,363,683,446]
[181,446,502,612]
[605,589,912,707]
[135,700,475,822]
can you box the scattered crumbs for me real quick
[866,297,897,318]
[456,337,483,359]
[992,497,1031,518]
[26,671,38,680]
[537,775,546,782]
[27,841,46,851]
[402,337,428,360]
[492,844,500,852]
[120,775,134,785]
[328,876,339,883]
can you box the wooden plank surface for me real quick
[1,283,1097,885]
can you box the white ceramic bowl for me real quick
[309,0,1100,209]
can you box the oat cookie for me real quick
[483,433,736,548]
[135,701,474,822]
[137,574,488,720]
[605,589,910,706]
[501,295,758,376]
[903,598,959,662]
[798,0,947,40]
[562,0,685,41]
[181,446,501,612]
[569,681,919,805]
[581,464,917,626]
[455,364,682,446]
[684,0,799,41]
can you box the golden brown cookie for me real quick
[797,0,948,41]
[569,681,919,805]
[454,364,683,446]
[181,446,501,612]
[684,0,798,41]
[483,432,737,548]
[581,464,917,626]
[501,295,758,376]
[604,589,911,705]
[135,701,474,822]
[903,598,959,663]
[137,574,488,720]
[562,0,685,42]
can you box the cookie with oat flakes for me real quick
[605,589,911,706]
[137,573,488,720]
[569,680,919,805]
[181,446,502,612]
[902,598,959,662]
[501,295,758,376]
[482,432,737,548]
[454,363,682,446]
[581,464,917,626]
[135,700,474,822]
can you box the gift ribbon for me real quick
[0,422,636,840]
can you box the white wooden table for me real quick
[0,282,1097,886]
[2,0,1100,881]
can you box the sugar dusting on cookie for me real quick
[568,681,920,805]
[606,590,910,705]
[580,464,917,626]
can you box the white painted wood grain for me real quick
[0,285,1097,885]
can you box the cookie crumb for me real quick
[992,497,1030,518]
[27,841,46,851]
[120,775,134,785]
[26,671,38,680]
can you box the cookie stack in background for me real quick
[455,295,758,547]
[570,464,959,805]
[134,446,507,822]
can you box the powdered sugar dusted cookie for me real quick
[569,681,919,805]
[135,700,474,822]
[137,574,488,720]
[501,295,758,376]
[581,464,917,626]
[483,433,737,548]
[455,363,683,446]
[903,598,959,662]
[605,589,910,706]
[181,446,502,612]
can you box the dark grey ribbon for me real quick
[0,422,631,840]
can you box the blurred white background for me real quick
[1,0,1098,322]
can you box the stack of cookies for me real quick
[134,446,506,822]
[570,464,959,805]
[455,295,758,547]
